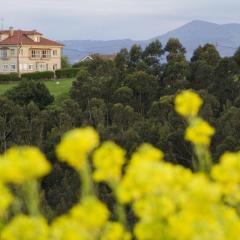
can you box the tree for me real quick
[191,44,220,66]
[233,47,240,66]
[112,86,134,105]
[126,71,158,115]
[143,40,164,66]
[190,60,215,89]
[114,48,129,72]
[163,39,189,85]
[5,81,54,109]
[129,44,143,71]
[0,97,28,153]
[61,56,71,68]
[164,38,186,61]
[210,57,240,106]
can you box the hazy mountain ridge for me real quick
[62,20,240,63]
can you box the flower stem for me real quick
[80,160,95,198]
[22,180,40,216]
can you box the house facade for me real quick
[0,27,64,75]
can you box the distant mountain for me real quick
[62,20,240,63]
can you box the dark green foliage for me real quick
[55,68,81,78]
[191,44,221,66]
[21,71,55,80]
[5,80,54,109]
[0,73,20,82]
[61,56,71,69]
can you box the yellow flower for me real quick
[101,222,131,240]
[116,144,165,203]
[93,141,126,183]
[212,152,240,183]
[0,147,51,184]
[175,90,203,117]
[211,152,240,204]
[130,144,164,164]
[70,197,109,230]
[56,127,99,170]
[185,119,215,145]
[117,144,191,203]
[0,183,13,217]
[1,215,49,240]
[50,215,89,240]
[50,197,109,240]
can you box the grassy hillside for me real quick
[0,78,75,98]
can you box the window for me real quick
[10,49,15,57]
[31,50,36,58]
[42,50,51,58]
[29,64,34,71]
[0,49,8,58]
[37,63,48,71]
[3,64,9,71]
[10,64,16,71]
[53,50,57,56]
[31,50,41,59]
[34,36,40,42]
[20,64,28,71]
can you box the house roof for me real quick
[0,30,64,47]
[94,54,116,61]
[80,54,116,62]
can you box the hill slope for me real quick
[62,20,240,63]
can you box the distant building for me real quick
[80,53,116,62]
[0,27,64,75]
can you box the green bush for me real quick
[21,71,55,80]
[55,68,81,78]
[0,73,20,82]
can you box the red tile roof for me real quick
[0,30,64,47]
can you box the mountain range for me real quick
[61,20,240,63]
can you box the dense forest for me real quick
[1,38,240,219]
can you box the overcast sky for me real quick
[2,0,240,40]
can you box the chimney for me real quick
[9,27,14,37]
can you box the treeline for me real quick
[0,38,240,218]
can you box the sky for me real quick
[1,0,240,40]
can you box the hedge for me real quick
[55,68,81,78]
[21,71,55,80]
[0,73,20,82]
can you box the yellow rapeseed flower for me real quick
[0,147,51,184]
[211,152,240,204]
[50,215,90,240]
[50,197,109,240]
[185,119,215,145]
[175,90,203,117]
[212,152,240,183]
[101,222,131,240]
[1,215,49,240]
[56,127,99,170]
[0,183,13,217]
[70,197,109,230]
[93,141,126,183]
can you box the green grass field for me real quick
[0,78,75,99]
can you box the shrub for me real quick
[21,71,54,80]
[5,80,54,109]
[0,73,20,82]
[1,91,240,239]
[55,68,81,78]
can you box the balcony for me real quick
[29,49,52,60]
